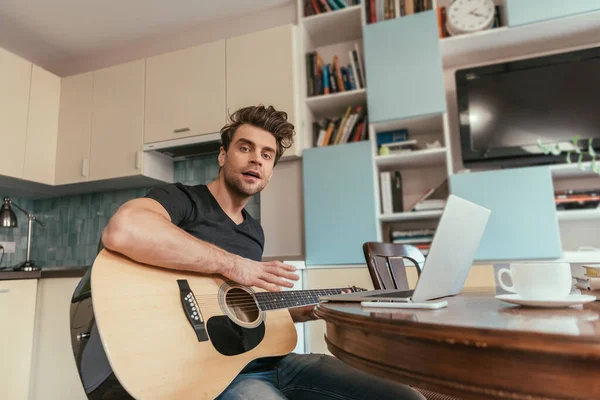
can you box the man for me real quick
[102,105,425,400]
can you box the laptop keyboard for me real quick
[367,289,414,298]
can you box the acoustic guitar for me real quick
[89,248,362,399]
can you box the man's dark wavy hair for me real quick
[220,105,295,165]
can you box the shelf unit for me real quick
[299,0,600,263]
[364,1,600,255]
[297,0,368,152]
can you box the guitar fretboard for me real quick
[255,288,348,311]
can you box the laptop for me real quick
[320,194,491,304]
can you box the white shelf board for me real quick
[301,5,363,48]
[375,148,447,169]
[371,113,444,135]
[550,162,600,179]
[440,10,600,69]
[557,208,600,222]
[379,209,443,223]
[305,88,366,118]
[561,251,600,264]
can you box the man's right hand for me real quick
[224,258,300,292]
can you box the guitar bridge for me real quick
[177,280,208,342]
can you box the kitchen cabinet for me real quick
[89,60,145,181]
[144,40,226,144]
[0,48,32,179]
[55,72,94,185]
[29,277,88,400]
[226,24,300,159]
[0,279,38,399]
[24,65,61,185]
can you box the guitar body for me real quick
[88,249,297,399]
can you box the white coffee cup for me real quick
[497,262,572,300]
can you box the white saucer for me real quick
[495,294,597,308]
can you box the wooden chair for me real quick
[362,242,424,291]
[362,242,462,400]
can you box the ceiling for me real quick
[0,0,292,76]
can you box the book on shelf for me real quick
[306,43,365,97]
[575,276,600,291]
[304,0,361,17]
[554,188,600,210]
[583,264,600,278]
[366,0,433,24]
[380,170,403,214]
[313,105,368,146]
[376,128,443,156]
[390,228,435,244]
[408,179,448,212]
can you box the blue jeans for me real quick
[216,353,426,400]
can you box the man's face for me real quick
[218,124,277,198]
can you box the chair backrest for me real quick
[362,242,424,290]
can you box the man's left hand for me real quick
[289,289,352,323]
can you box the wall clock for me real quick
[446,0,496,36]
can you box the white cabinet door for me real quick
[226,24,300,159]
[260,159,304,259]
[145,40,226,144]
[24,65,61,185]
[0,48,32,178]
[89,59,145,181]
[0,279,38,399]
[55,72,94,185]
[29,277,88,400]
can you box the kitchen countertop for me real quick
[0,265,89,280]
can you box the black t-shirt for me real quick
[144,183,264,261]
[145,183,284,372]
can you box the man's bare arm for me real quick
[101,198,298,291]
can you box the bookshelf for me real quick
[297,0,369,151]
[299,0,600,265]
[365,2,600,256]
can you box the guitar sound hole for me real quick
[225,288,260,326]
[206,316,265,356]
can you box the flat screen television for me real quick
[455,46,600,168]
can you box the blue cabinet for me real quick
[362,11,446,125]
[303,141,379,266]
[449,166,562,261]
[507,0,600,26]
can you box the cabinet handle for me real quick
[81,158,89,177]
[173,127,191,134]
[135,151,142,170]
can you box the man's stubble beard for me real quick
[222,164,267,198]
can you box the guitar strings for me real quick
[187,289,347,300]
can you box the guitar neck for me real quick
[254,288,348,311]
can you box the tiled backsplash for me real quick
[0,155,260,269]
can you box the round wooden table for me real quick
[314,290,600,400]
